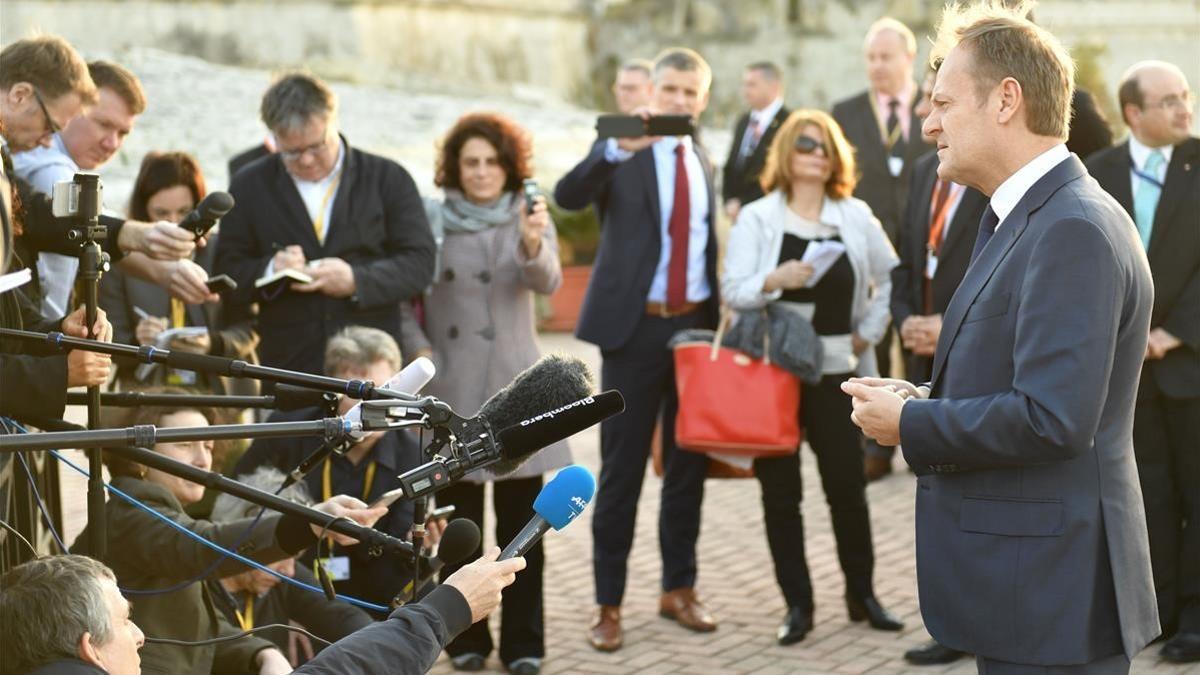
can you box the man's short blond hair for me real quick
[0,35,97,104]
[865,17,918,56]
[930,1,1074,140]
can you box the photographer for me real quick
[1,552,525,675]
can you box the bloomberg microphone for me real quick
[499,464,596,560]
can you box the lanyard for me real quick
[234,594,254,631]
[868,93,905,150]
[169,297,185,329]
[321,456,376,502]
[1130,159,1165,190]
[312,170,342,244]
[925,180,957,258]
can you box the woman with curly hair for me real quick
[414,112,568,675]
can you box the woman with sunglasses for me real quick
[721,109,900,645]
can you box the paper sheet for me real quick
[801,240,847,287]
[0,268,33,295]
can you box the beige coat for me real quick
[414,201,571,482]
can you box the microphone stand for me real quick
[70,172,109,559]
[0,328,415,402]
[0,418,357,453]
[64,389,337,410]
[108,445,414,558]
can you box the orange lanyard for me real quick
[925,180,955,256]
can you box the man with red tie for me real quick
[555,47,721,653]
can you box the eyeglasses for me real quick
[32,88,61,135]
[278,128,333,162]
[1149,91,1195,112]
[794,135,827,156]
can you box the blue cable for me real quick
[50,450,390,613]
[14,450,69,553]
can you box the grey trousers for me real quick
[976,653,1131,675]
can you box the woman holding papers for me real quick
[99,152,258,394]
[721,109,899,645]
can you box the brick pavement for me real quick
[427,333,1199,675]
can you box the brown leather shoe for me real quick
[588,605,622,652]
[659,588,718,632]
[864,455,893,482]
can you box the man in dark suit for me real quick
[555,48,720,653]
[872,69,988,487]
[846,6,1159,672]
[721,61,788,221]
[214,73,435,378]
[1087,60,1199,664]
[833,17,934,430]
[227,137,274,181]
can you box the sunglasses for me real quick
[793,136,827,155]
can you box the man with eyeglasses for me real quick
[1086,60,1199,665]
[0,37,201,277]
[214,73,435,378]
[10,60,214,318]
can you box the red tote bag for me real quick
[673,312,802,456]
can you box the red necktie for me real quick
[667,143,690,310]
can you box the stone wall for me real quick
[0,0,594,103]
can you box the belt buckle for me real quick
[659,304,672,319]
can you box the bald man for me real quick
[1086,60,1199,664]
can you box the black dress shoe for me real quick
[846,595,904,631]
[904,639,967,665]
[776,607,814,645]
[1162,631,1200,663]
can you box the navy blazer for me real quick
[899,156,1160,664]
[1087,137,1200,399]
[554,140,720,351]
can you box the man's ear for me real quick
[4,82,34,106]
[995,76,1023,126]
[78,631,103,668]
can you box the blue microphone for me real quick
[498,465,596,560]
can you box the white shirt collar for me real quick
[655,134,693,154]
[1127,134,1174,173]
[989,143,1070,228]
[753,98,784,127]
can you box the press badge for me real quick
[315,556,351,581]
[925,251,939,279]
[888,156,904,177]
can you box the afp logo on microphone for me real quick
[537,465,597,531]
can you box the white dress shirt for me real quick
[291,138,346,243]
[989,144,1071,230]
[603,136,712,303]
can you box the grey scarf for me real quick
[425,190,519,243]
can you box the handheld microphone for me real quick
[343,357,435,440]
[396,390,623,499]
[392,518,481,605]
[498,465,595,560]
[177,191,234,240]
[283,357,436,489]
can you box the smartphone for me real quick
[522,179,540,215]
[596,114,696,138]
[371,487,406,510]
[205,274,238,294]
[428,504,456,521]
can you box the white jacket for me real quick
[721,190,898,376]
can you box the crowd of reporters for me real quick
[0,10,1196,673]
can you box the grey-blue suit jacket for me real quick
[899,155,1160,664]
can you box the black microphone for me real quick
[177,191,234,240]
[393,518,481,605]
[396,390,624,499]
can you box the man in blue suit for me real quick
[555,47,720,653]
[843,4,1160,673]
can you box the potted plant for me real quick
[541,200,600,332]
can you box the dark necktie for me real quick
[887,99,905,157]
[968,206,999,266]
[667,143,690,310]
